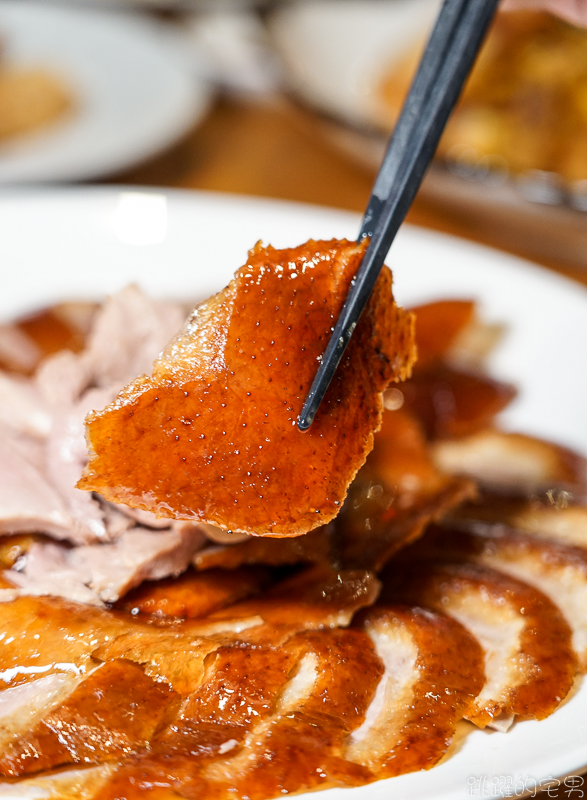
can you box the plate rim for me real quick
[0,1,211,183]
[0,185,586,800]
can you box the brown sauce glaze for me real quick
[78,239,416,536]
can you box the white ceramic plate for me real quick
[0,187,586,799]
[0,2,210,183]
[269,0,439,133]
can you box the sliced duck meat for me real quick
[0,431,73,540]
[448,491,587,549]
[0,323,41,374]
[95,628,380,800]
[7,542,102,606]
[432,429,587,492]
[0,371,51,438]
[11,523,207,605]
[35,349,89,409]
[0,659,178,777]
[406,525,587,671]
[78,239,416,537]
[345,605,484,776]
[70,524,207,603]
[116,566,273,619]
[381,559,577,729]
[82,284,185,391]
[44,387,116,543]
[202,629,381,797]
[469,530,587,669]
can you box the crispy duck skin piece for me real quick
[0,659,178,777]
[345,605,485,777]
[193,525,332,571]
[203,629,381,797]
[404,524,587,670]
[188,565,381,645]
[98,629,380,800]
[336,407,475,570]
[432,430,587,492]
[90,609,484,799]
[381,560,577,728]
[401,363,517,440]
[115,566,273,619]
[447,491,587,549]
[77,239,416,537]
[409,300,475,368]
[0,595,222,697]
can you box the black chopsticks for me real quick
[297,0,500,431]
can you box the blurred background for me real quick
[1,0,587,282]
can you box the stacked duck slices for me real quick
[0,288,586,798]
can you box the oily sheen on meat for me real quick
[78,239,416,536]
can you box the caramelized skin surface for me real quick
[192,565,381,645]
[410,300,475,368]
[402,364,516,439]
[432,430,587,491]
[0,567,485,797]
[0,659,178,777]
[382,559,576,726]
[116,566,272,619]
[347,606,484,777]
[448,491,587,547]
[99,630,379,800]
[78,239,416,536]
[194,526,331,571]
[337,408,475,569]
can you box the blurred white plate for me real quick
[0,187,586,799]
[269,0,438,133]
[269,0,587,270]
[0,1,210,183]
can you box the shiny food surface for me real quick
[79,239,416,536]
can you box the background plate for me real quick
[0,2,210,183]
[0,187,586,798]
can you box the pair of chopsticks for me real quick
[297,0,500,431]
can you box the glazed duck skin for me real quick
[78,239,416,536]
